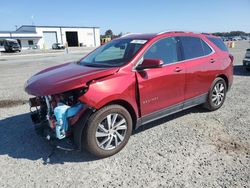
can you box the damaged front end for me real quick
[29,88,92,148]
[25,62,119,153]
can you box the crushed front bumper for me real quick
[28,97,92,150]
[34,120,78,151]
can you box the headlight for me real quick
[57,87,88,106]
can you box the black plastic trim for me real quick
[136,93,207,129]
[73,109,93,150]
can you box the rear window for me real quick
[179,36,212,60]
[207,37,228,52]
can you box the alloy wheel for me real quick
[212,82,225,106]
[95,113,127,150]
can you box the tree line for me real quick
[211,31,249,37]
[101,29,122,39]
[102,29,250,38]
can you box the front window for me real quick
[79,39,147,67]
[144,37,178,65]
[8,41,19,47]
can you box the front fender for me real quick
[78,72,139,117]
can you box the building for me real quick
[0,25,100,50]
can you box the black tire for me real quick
[203,77,227,111]
[246,67,250,71]
[83,105,132,158]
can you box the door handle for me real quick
[174,67,182,72]
[210,59,215,63]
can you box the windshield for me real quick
[7,41,19,46]
[79,38,147,67]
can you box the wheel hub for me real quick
[95,113,127,150]
[212,82,225,106]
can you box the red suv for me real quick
[25,31,233,158]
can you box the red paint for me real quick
[25,32,233,120]
[136,62,185,115]
[25,62,119,96]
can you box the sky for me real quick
[0,0,250,34]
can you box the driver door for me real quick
[136,37,185,118]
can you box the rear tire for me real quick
[203,77,227,111]
[83,105,132,158]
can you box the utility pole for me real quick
[31,15,35,25]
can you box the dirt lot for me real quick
[0,41,249,187]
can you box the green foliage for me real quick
[103,30,123,39]
[212,31,250,37]
[105,29,113,37]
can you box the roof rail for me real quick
[120,33,142,38]
[158,31,215,36]
[157,31,188,35]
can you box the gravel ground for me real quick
[0,42,249,188]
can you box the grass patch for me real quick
[0,99,28,108]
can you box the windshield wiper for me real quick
[83,63,101,67]
[82,62,119,68]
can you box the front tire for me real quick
[83,105,132,158]
[203,77,227,111]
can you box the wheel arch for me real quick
[105,99,138,130]
[217,74,229,90]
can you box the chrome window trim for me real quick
[132,36,215,71]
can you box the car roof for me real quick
[119,31,219,40]
[5,39,18,42]
[120,33,157,40]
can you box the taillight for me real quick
[229,54,234,64]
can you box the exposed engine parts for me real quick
[29,88,87,140]
[54,103,83,139]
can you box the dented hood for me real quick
[25,62,119,96]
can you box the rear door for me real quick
[178,36,217,100]
[136,37,185,117]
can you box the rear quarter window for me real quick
[207,37,228,52]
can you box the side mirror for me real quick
[136,59,163,70]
